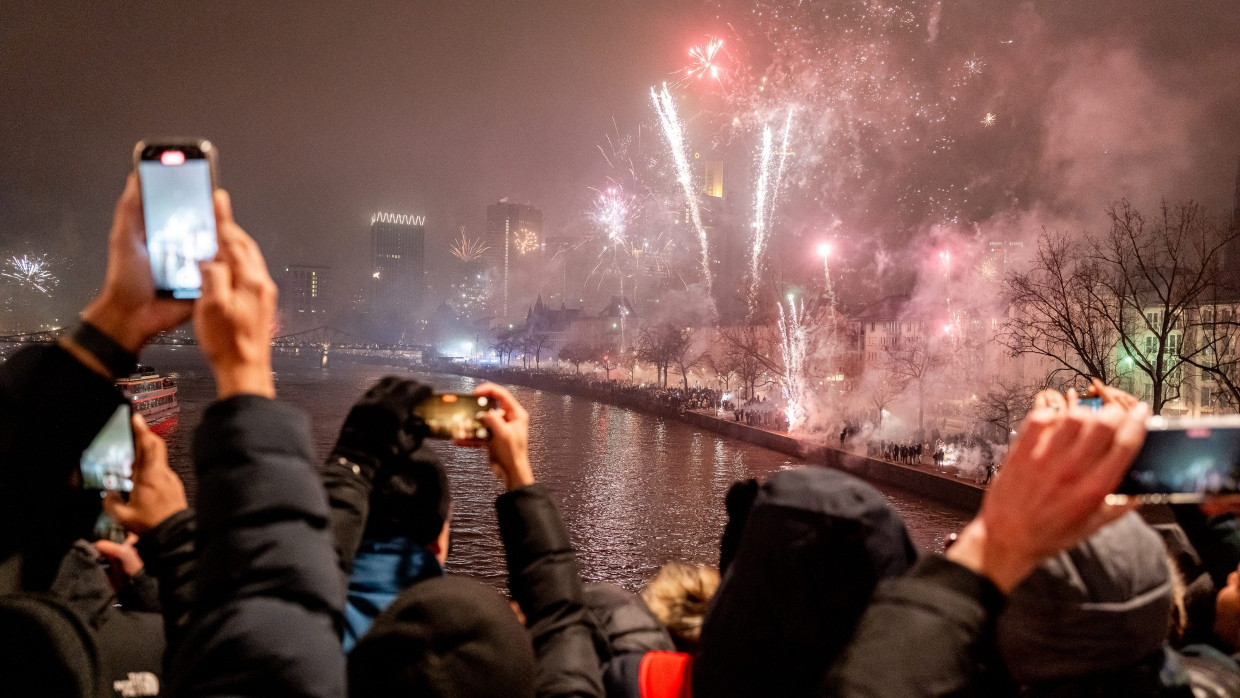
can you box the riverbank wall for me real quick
[447,367,983,513]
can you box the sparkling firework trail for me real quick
[449,229,490,263]
[650,83,715,317]
[778,295,810,433]
[591,186,634,245]
[747,108,795,316]
[686,37,725,83]
[1,255,57,296]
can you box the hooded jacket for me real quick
[343,538,442,652]
[692,467,918,698]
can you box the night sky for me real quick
[2,0,1238,315]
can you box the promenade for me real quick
[447,365,984,513]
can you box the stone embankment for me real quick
[450,366,983,512]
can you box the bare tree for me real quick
[884,335,948,435]
[635,322,688,388]
[703,343,741,395]
[861,364,909,427]
[490,328,520,366]
[1180,295,1240,411]
[975,380,1038,444]
[1001,230,1123,385]
[591,344,620,380]
[528,332,552,368]
[669,326,708,392]
[717,324,780,400]
[558,340,592,374]
[1088,201,1231,413]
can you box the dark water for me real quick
[146,346,970,590]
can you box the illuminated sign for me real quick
[371,212,426,226]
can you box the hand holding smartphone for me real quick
[134,140,219,299]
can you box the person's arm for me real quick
[476,382,604,698]
[826,389,1149,697]
[162,188,344,697]
[320,377,432,589]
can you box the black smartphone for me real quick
[80,403,135,493]
[134,140,219,299]
[1112,416,1240,504]
[414,393,490,440]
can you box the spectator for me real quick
[692,467,918,697]
[640,562,719,654]
[347,382,604,698]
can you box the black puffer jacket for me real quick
[498,485,605,698]
[164,395,345,697]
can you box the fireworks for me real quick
[651,83,715,317]
[1,255,57,296]
[981,112,997,127]
[450,230,490,263]
[778,295,810,432]
[747,108,795,316]
[514,229,540,254]
[591,186,634,245]
[685,37,725,83]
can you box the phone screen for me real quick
[80,403,135,492]
[1118,420,1240,499]
[138,146,217,299]
[414,393,490,440]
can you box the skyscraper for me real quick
[282,265,331,316]
[370,212,426,328]
[485,201,542,322]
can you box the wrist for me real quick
[504,456,535,491]
[81,298,146,354]
[213,364,275,399]
[944,520,1034,593]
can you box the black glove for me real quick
[719,478,760,575]
[330,376,432,480]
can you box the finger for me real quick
[1081,403,1149,497]
[478,410,510,440]
[110,174,144,246]
[94,539,122,558]
[124,533,139,547]
[130,413,166,476]
[199,260,233,304]
[476,383,527,423]
[213,189,234,225]
[102,491,136,528]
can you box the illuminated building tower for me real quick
[282,265,331,316]
[703,159,724,199]
[370,212,426,324]
[485,200,542,322]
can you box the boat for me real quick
[116,365,179,426]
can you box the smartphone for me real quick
[1077,396,1104,411]
[80,403,135,493]
[134,140,219,299]
[1111,415,1240,504]
[414,393,490,440]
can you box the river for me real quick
[145,345,971,590]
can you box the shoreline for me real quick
[446,365,983,513]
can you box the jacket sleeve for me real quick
[135,508,197,654]
[319,455,372,592]
[1171,505,1240,590]
[166,395,345,698]
[0,343,125,590]
[823,554,1006,698]
[497,484,604,698]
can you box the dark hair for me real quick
[363,446,450,546]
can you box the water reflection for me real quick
[146,346,969,591]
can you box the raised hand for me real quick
[104,413,188,535]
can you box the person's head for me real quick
[1212,564,1240,651]
[348,575,536,698]
[363,445,451,562]
[641,562,719,653]
[693,467,917,697]
[997,512,1174,684]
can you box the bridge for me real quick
[0,326,424,368]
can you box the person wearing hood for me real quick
[995,511,1186,696]
[691,466,919,697]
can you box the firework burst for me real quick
[514,229,540,254]
[778,295,810,432]
[747,108,795,316]
[591,186,636,246]
[1,255,57,296]
[685,37,725,83]
[450,229,490,263]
